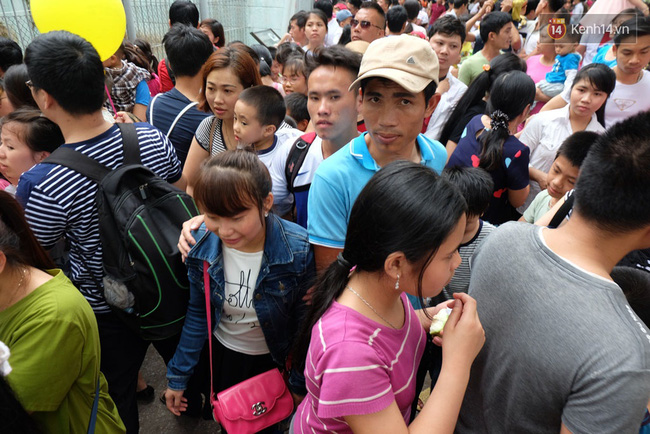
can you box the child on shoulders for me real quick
[537,32,581,98]
[521,131,599,224]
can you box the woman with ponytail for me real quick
[447,70,536,224]
[438,53,527,152]
[292,161,485,434]
[0,191,125,433]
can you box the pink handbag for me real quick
[203,262,294,434]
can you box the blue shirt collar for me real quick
[257,135,277,156]
[349,132,438,171]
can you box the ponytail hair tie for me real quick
[482,64,491,72]
[490,109,510,132]
[336,252,352,269]
[336,252,357,276]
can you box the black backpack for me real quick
[285,132,317,193]
[44,123,199,340]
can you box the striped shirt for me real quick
[196,115,294,156]
[294,292,425,433]
[445,220,496,296]
[16,123,182,313]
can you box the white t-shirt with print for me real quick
[215,246,267,355]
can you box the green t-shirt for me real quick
[0,269,125,434]
[523,189,553,224]
[458,51,489,86]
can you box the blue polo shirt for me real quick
[307,132,447,249]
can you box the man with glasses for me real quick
[351,1,386,43]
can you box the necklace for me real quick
[1,267,26,311]
[347,285,398,329]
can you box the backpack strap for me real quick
[285,132,317,193]
[166,101,199,137]
[44,124,141,181]
[117,123,141,165]
[148,93,161,126]
[548,192,575,229]
[43,147,110,183]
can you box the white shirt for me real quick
[216,246,267,355]
[605,70,650,129]
[424,73,468,142]
[523,26,540,55]
[417,9,429,25]
[258,127,301,216]
[411,23,427,34]
[326,18,343,46]
[518,105,605,211]
[561,70,650,129]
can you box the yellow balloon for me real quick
[31,0,126,61]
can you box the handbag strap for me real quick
[208,117,218,155]
[204,261,217,407]
[87,378,100,434]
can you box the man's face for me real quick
[346,2,360,15]
[351,8,385,43]
[307,65,359,143]
[429,32,463,76]
[289,19,307,45]
[361,78,437,158]
[613,35,650,77]
[377,0,390,12]
[492,22,514,50]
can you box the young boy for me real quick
[441,166,496,295]
[233,85,300,216]
[521,130,599,223]
[537,31,581,98]
[284,92,310,132]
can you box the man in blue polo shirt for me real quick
[307,34,446,270]
[147,23,213,167]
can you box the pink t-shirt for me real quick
[526,55,554,115]
[294,292,426,433]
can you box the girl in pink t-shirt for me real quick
[293,161,485,434]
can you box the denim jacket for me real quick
[167,214,314,395]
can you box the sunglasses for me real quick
[351,19,383,31]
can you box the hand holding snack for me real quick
[441,293,485,369]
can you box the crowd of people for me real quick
[0,0,650,433]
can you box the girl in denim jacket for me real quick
[164,150,315,425]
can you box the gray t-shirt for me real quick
[458,222,650,434]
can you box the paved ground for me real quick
[137,346,220,434]
[137,345,433,433]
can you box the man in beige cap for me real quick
[307,34,447,270]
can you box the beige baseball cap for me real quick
[349,34,440,94]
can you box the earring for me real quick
[264,211,269,217]
[395,274,400,291]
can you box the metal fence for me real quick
[0,0,311,59]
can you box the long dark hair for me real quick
[479,71,535,171]
[294,161,467,362]
[0,190,54,270]
[439,53,526,145]
[569,63,616,128]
